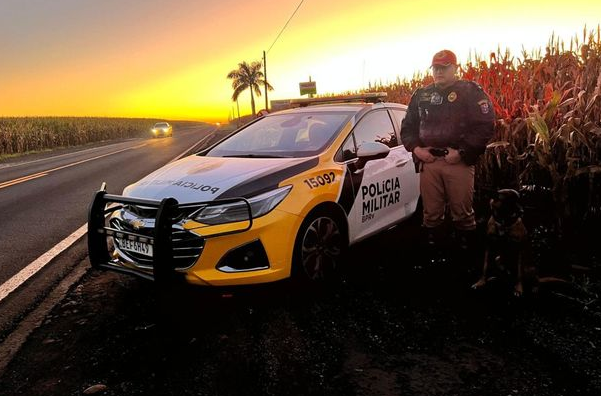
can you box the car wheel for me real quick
[293,211,345,282]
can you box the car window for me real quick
[390,109,406,145]
[248,125,283,150]
[206,112,353,158]
[335,133,357,162]
[352,110,398,148]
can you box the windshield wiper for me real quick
[222,154,292,158]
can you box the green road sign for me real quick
[299,81,316,96]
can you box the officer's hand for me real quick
[413,146,435,163]
[444,148,462,164]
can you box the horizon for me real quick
[1,0,600,123]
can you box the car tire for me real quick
[292,210,346,282]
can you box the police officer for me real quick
[401,49,495,258]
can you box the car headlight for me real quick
[192,185,292,225]
[152,129,157,133]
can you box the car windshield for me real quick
[154,123,169,128]
[205,112,352,158]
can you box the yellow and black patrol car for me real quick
[88,93,420,286]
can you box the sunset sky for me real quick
[1,0,600,122]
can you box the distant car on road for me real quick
[151,122,172,138]
[88,93,420,287]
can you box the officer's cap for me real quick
[431,50,457,67]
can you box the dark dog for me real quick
[472,189,529,296]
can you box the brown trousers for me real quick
[420,159,476,230]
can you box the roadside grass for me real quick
[0,148,54,162]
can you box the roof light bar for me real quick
[289,92,387,107]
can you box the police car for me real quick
[88,93,420,286]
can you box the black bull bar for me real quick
[87,188,252,283]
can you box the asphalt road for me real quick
[0,123,215,286]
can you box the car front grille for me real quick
[110,216,205,270]
[124,205,158,219]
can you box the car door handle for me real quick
[395,159,410,167]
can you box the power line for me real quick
[267,0,306,54]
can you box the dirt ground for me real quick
[1,219,601,396]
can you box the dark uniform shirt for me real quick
[401,80,496,166]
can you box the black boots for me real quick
[420,225,449,267]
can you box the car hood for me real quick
[122,154,318,203]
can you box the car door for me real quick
[389,108,420,216]
[343,109,412,243]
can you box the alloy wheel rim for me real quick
[301,217,342,280]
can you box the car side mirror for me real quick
[355,141,390,170]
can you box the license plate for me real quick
[116,238,153,257]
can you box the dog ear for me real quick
[497,189,523,217]
[498,189,520,202]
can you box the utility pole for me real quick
[263,50,269,111]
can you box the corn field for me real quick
[0,117,159,157]
[365,27,601,239]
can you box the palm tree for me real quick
[227,61,273,117]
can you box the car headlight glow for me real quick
[192,185,292,225]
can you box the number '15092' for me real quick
[303,172,335,189]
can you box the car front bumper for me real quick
[88,189,301,286]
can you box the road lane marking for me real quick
[0,172,49,189]
[0,224,88,303]
[0,143,147,190]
